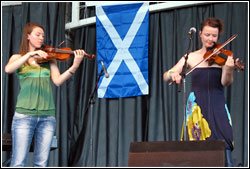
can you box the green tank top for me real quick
[15,62,55,116]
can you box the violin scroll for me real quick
[234,60,245,72]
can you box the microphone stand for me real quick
[179,32,194,141]
[86,68,104,166]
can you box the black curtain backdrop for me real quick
[1,2,248,167]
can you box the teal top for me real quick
[15,62,55,116]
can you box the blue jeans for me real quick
[10,112,56,167]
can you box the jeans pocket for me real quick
[48,116,56,122]
[13,112,30,120]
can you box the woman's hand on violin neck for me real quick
[224,55,236,71]
[72,49,85,67]
[222,55,236,86]
[74,49,85,57]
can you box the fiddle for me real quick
[185,34,244,76]
[204,43,245,72]
[34,45,95,63]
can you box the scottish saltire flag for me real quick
[96,2,149,98]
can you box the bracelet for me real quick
[167,70,175,80]
[68,70,74,75]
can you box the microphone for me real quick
[101,60,109,78]
[188,27,196,35]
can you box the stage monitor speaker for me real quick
[128,140,225,167]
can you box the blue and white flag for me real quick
[96,2,149,98]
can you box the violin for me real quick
[204,43,245,72]
[185,34,244,76]
[34,45,95,63]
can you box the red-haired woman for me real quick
[5,22,86,167]
[164,18,238,167]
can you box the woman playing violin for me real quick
[5,22,86,167]
[163,18,238,166]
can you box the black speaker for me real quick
[128,140,225,167]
